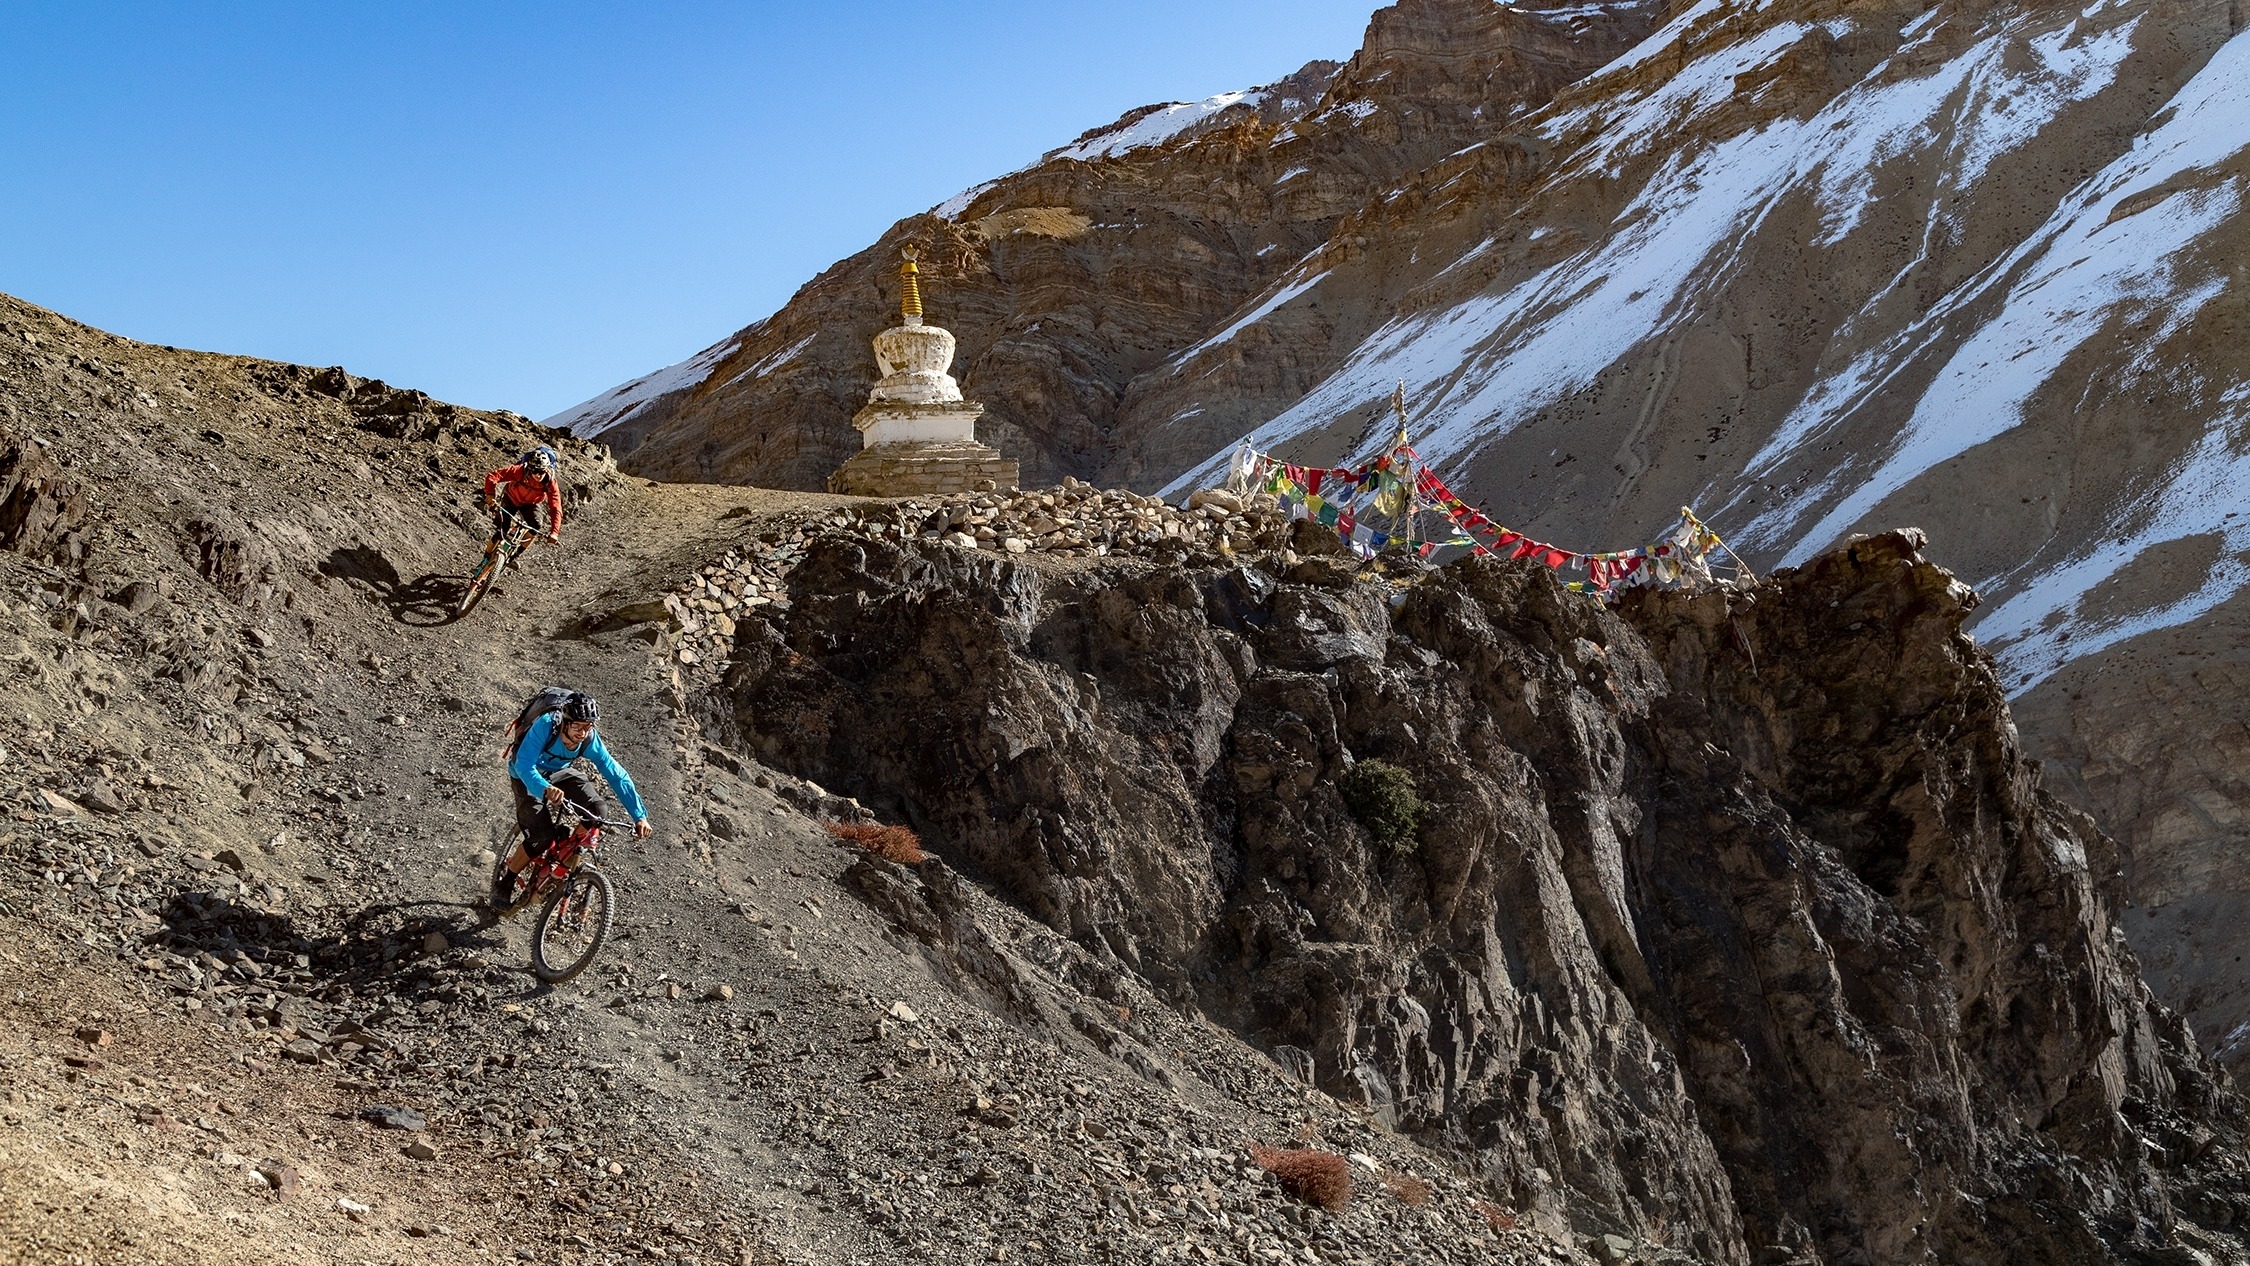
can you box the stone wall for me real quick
[827,442,1020,498]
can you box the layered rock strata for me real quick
[715,526,2250,1264]
[553,0,1656,490]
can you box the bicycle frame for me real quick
[458,516,543,617]
[487,518,540,563]
[517,821,602,906]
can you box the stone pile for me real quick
[654,481,1295,675]
[904,478,1285,558]
[660,541,803,669]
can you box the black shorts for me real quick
[512,770,610,851]
[493,499,552,537]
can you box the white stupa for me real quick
[828,246,1019,496]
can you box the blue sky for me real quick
[0,2,1379,418]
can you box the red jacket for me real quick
[483,464,564,534]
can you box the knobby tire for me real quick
[488,833,529,914]
[531,868,615,984]
[457,547,507,617]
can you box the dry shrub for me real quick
[1474,1199,1518,1232]
[822,820,927,865]
[1248,1144,1353,1211]
[1382,1172,1431,1207]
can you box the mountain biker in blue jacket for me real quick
[492,691,652,907]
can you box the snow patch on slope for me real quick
[934,181,1000,222]
[545,335,741,440]
[1751,21,2247,584]
[1980,417,2250,692]
[1601,0,1727,76]
[1513,1,1661,27]
[1813,20,2140,246]
[1171,267,1329,368]
[1769,187,2232,567]
[1167,12,2145,497]
[1544,19,1815,173]
[1945,31,2250,691]
[1049,91,1263,163]
[715,333,817,393]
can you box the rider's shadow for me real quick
[154,891,506,988]
[385,572,472,626]
[320,545,467,626]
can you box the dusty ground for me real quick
[0,294,1587,1265]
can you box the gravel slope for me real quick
[0,293,1588,1266]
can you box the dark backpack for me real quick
[505,685,583,757]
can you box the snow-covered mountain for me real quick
[1154,0,2245,701]
[553,0,2250,1058]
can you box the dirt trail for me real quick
[2,293,1570,1266]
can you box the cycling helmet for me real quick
[523,445,559,479]
[561,691,599,724]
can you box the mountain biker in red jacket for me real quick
[483,445,564,545]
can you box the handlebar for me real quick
[543,802,637,830]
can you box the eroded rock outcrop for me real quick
[719,527,2250,1263]
[0,434,91,562]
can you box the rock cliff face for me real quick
[559,0,2250,1082]
[719,527,2249,1263]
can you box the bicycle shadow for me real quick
[145,888,555,1037]
[387,572,473,627]
[319,545,468,627]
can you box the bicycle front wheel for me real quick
[531,868,615,983]
[457,549,507,616]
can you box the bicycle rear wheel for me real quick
[487,832,527,913]
[531,868,614,983]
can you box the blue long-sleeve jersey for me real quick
[510,713,648,823]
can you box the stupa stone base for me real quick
[827,442,1020,497]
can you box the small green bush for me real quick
[1339,759,1421,852]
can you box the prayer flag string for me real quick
[1223,432,1750,597]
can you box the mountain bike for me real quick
[487,803,620,984]
[457,514,543,617]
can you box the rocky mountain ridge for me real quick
[554,0,2250,1081]
[11,292,2250,1262]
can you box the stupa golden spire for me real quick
[899,245,924,326]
